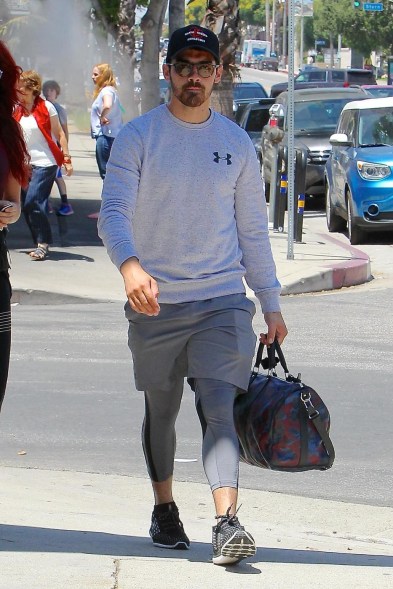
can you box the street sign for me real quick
[363,2,384,10]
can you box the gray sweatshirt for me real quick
[98,104,281,313]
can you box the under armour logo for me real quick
[213,152,232,165]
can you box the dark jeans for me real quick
[95,135,115,180]
[21,165,57,244]
[0,271,11,412]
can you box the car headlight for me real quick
[357,161,391,180]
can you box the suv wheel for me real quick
[326,180,346,233]
[346,191,366,245]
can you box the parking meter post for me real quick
[272,145,282,231]
[294,147,307,242]
[274,145,287,233]
[268,144,279,225]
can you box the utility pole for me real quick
[265,0,270,43]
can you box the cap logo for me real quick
[186,27,207,44]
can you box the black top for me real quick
[0,140,10,271]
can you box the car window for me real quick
[293,98,356,132]
[331,71,345,82]
[245,109,271,133]
[365,87,393,98]
[308,71,326,82]
[296,71,325,82]
[337,110,353,135]
[358,107,393,145]
[233,84,267,99]
[347,71,375,84]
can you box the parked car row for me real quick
[270,67,376,98]
[237,80,393,245]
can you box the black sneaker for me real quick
[149,501,190,550]
[212,507,256,565]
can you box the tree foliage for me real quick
[238,0,265,27]
[185,0,206,25]
[313,0,393,57]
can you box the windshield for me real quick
[358,107,393,146]
[233,84,267,100]
[292,98,360,133]
[365,86,393,99]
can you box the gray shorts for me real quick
[125,293,256,392]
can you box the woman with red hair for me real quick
[0,41,29,411]
[14,69,73,260]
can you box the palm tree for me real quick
[200,0,242,119]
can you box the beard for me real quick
[170,80,212,107]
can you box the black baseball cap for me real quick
[166,25,220,64]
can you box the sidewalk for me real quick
[6,128,371,305]
[1,466,392,588]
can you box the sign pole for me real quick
[287,0,295,260]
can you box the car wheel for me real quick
[346,191,366,245]
[326,180,346,233]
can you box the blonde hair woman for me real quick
[90,63,123,180]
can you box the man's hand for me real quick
[260,311,288,346]
[120,257,160,316]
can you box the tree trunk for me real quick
[117,0,137,118]
[168,0,185,36]
[140,0,167,113]
[201,0,241,119]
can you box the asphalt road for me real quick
[238,68,287,94]
[1,217,392,508]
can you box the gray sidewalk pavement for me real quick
[2,128,387,589]
[1,466,392,588]
[6,127,371,305]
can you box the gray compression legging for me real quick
[142,378,239,491]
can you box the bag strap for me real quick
[301,391,335,468]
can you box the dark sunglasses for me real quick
[168,62,219,78]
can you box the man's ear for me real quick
[214,64,223,85]
[162,63,171,82]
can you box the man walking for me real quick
[98,24,287,566]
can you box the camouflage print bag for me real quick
[234,341,335,472]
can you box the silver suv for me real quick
[261,87,368,198]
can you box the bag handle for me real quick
[253,339,290,374]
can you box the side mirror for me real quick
[329,133,352,146]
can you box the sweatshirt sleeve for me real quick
[234,135,281,313]
[97,123,142,269]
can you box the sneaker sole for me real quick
[152,540,190,550]
[213,532,256,566]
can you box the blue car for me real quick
[325,97,393,244]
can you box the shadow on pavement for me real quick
[17,250,95,262]
[6,198,103,249]
[1,524,392,568]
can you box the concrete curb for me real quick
[319,233,372,289]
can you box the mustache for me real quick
[183,82,203,90]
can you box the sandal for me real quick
[29,244,49,261]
